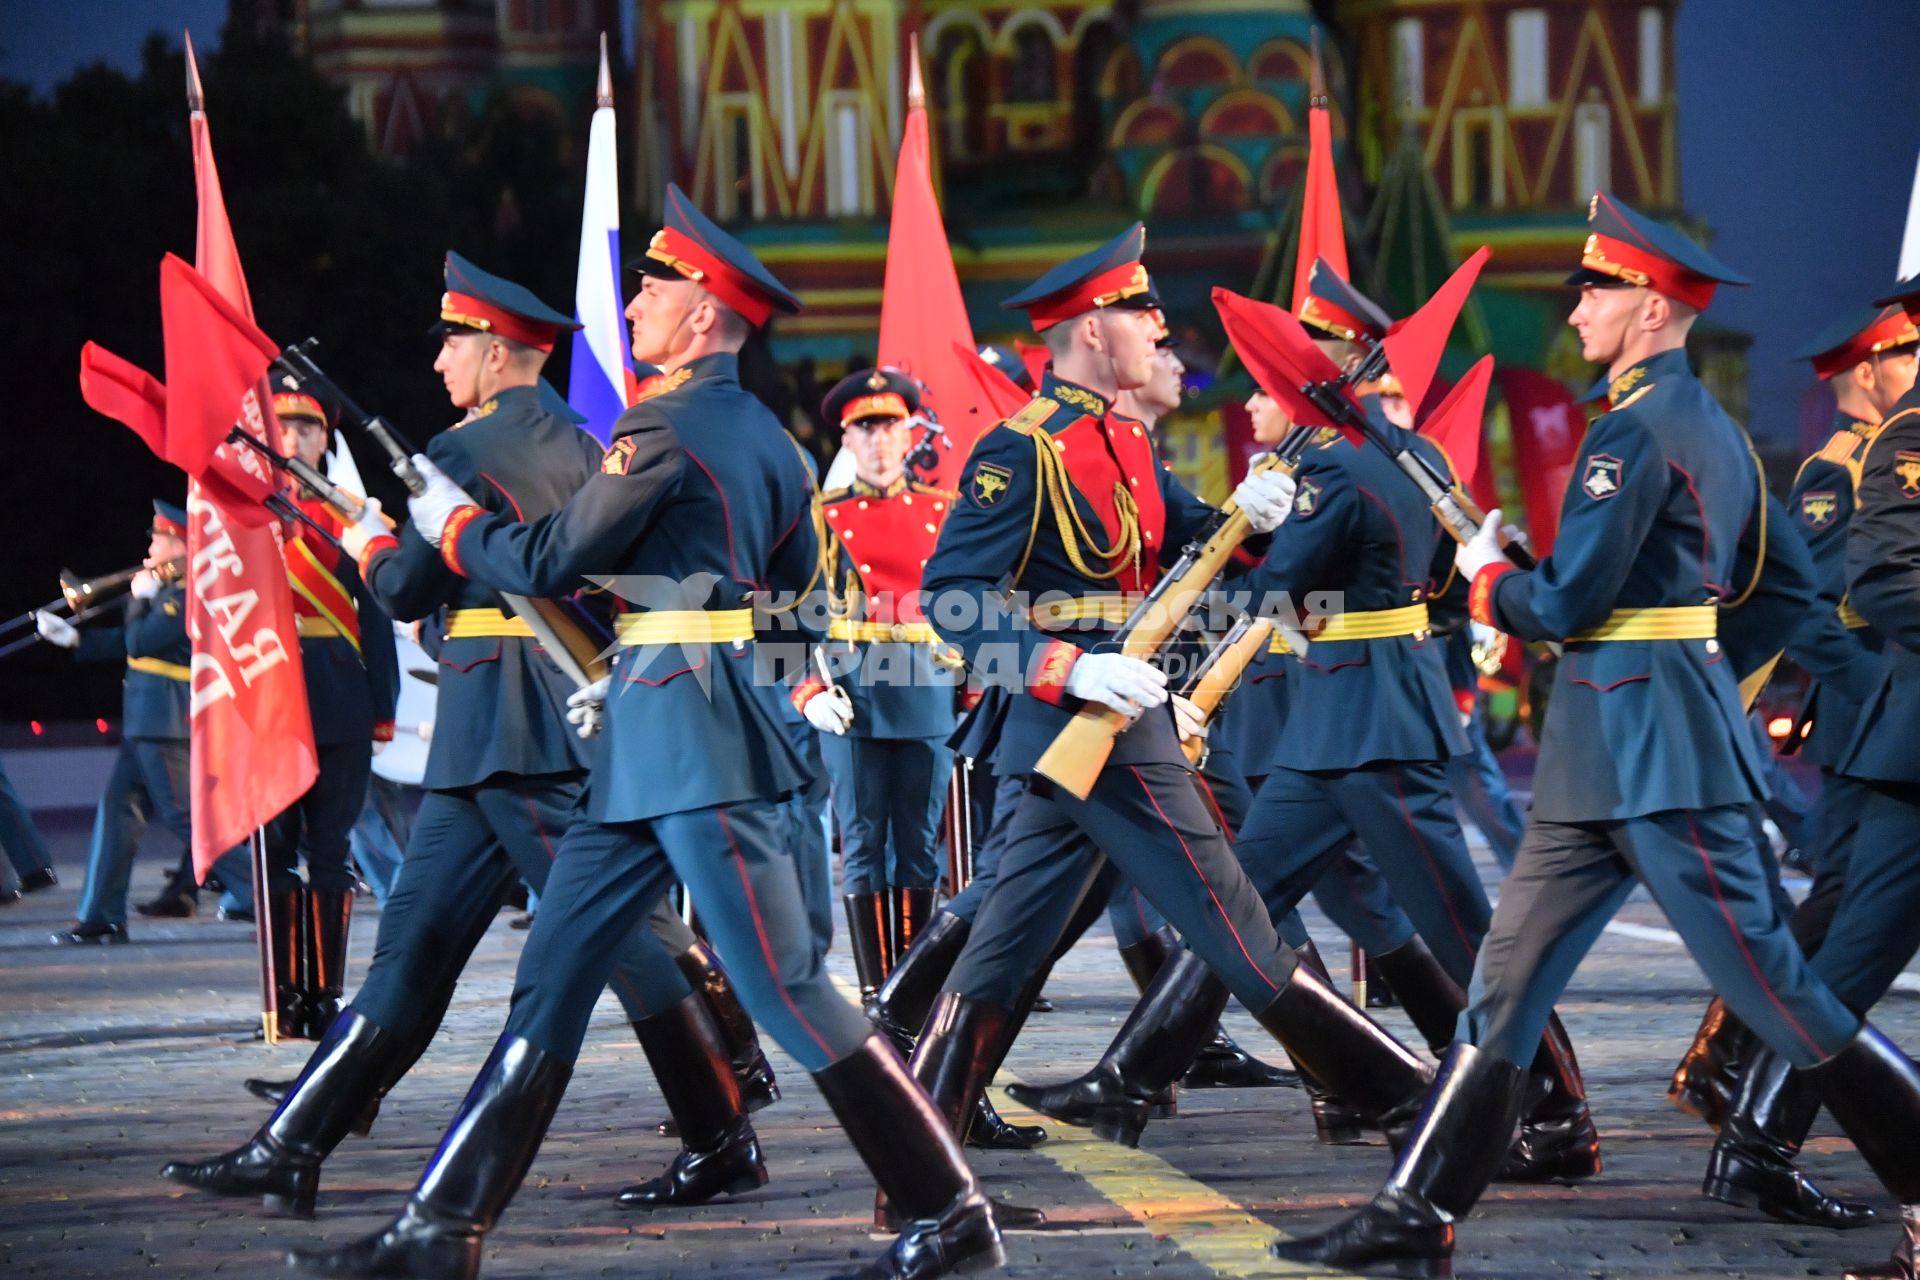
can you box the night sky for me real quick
[2,0,1915,445]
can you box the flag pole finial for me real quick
[1309,28,1326,109]
[184,30,205,113]
[907,32,925,111]
[596,31,613,108]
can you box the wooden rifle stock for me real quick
[1178,616,1278,766]
[1032,455,1295,800]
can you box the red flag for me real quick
[1380,246,1491,416]
[80,343,168,455]
[1292,35,1347,313]
[1496,366,1588,557]
[1418,355,1496,506]
[951,343,1033,422]
[160,253,279,474]
[181,34,316,879]
[876,38,992,488]
[1212,287,1366,444]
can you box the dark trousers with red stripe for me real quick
[263,739,372,894]
[946,761,1295,1013]
[1234,760,1492,988]
[352,776,685,1043]
[1462,805,1858,1068]
[502,798,875,1071]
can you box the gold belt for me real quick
[1308,603,1430,643]
[296,616,345,639]
[1027,593,1151,628]
[1569,605,1717,642]
[615,609,755,646]
[445,608,535,640]
[127,656,190,682]
[1838,600,1870,631]
[828,618,939,644]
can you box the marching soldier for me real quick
[792,368,962,997]
[902,224,1434,1176]
[283,188,1005,1280]
[1273,194,1920,1280]
[253,390,400,1038]
[38,501,224,943]
[162,251,774,1221]
[1013,266,1597,1176]
[1697,289,1920,1244]
[1672,302,1914,1215]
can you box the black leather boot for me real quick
[617,994,768,1207]
[816,1034,1005,1280]
[1500,1013,1602,1182]
[966,1092,1046,1150]
[891,886,938,973]
[304,887,353,1040]
[162,1009,399,1217]
[1702,1044,1874,1228]
[1368,937,1467,1054]
[869,911,970,1053]
[244,976,460,1137]
[1270,1042,1528,1277]
[1007,947,1225,1147]
[1289,939,1370,1143]
[844,892,892,1000]
[886,992,1044,1229]
[270,885,310,1040]
[1116,926,1182,1114]
[1669,996,1750,1130]
[286,1035,572,1280]
[1185,1028,1301,1091]
[1253,959,1434,1145]
[675,937,780,1113]
[1807,1026,1920,1280]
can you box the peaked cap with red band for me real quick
[1874,274,1920,326]
[1566,192,1749,311]
[635,183,801,329]
[271,391,329,423]
[438,250,581,354]
[1003,223,1159,332]
[1298,256,1393,342]
[1794,303,1920,381]
[151,498,188,538]
[823,366,920,428]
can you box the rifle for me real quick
[1031,423,1317,800]
[1294,344,1536,571]
[270,340,610,689]
[1177,613,1279,767]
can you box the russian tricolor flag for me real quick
[568,34,633,443]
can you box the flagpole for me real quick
[186,31,301,1047]
[251,827,279,1044]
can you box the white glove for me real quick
[406,454,475,548]
[1455,508,1506,581]
[1470,621,1501,650]
[565,676,612,740]
[1063,651,1168,717]
[340,497,387,563]
[803,685,855,736]
[130,569,162,599]
[1232,469,1299,534]
[1172,693,1208,743]
[35,610,79,650]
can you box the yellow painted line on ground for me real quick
[993,1074,1362,1280]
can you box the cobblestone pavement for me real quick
[2,810,1915,1279]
